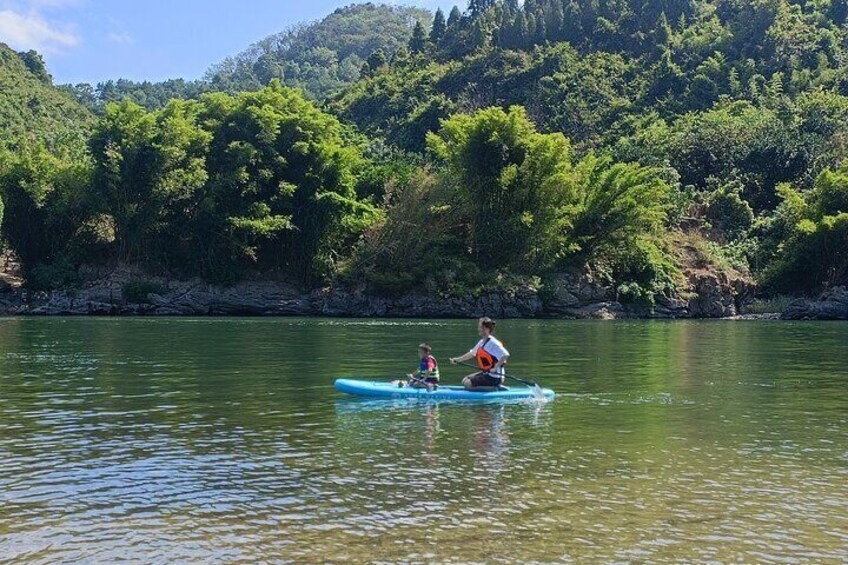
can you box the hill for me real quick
[3,1,848,310]
[64,3,431,111]
[0,43,92,152]
[207,3,430,98]
[326,0,848,295]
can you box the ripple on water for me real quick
[0,318,847,562]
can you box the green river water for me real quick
[0,318,846,563]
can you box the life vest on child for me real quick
[419,354,440,380]
[476,338,499,372]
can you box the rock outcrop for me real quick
[687,271,752,318]
[0,265,754,319]
[781,286,848,320]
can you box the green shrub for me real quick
[363,270,418,297]
[705,181,754,240]
[611,239,680,307]
[123,280,167,304]
[26,260,81,291]
[758,167,848,293]
[567,155,670,263]
[761,213,848,294]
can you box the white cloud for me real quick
[107,31,133,45]
[0,9,79,53]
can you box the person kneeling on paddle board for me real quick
[407,343,440,389]
[450,317,509,392]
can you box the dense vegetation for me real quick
[330,0,848,296]
[4,0,848,302]
[1,83,383,286]
[0,44,92,152]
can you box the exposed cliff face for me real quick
[0,265,753,319]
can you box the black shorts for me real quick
[468,372,503,388]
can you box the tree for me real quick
[547,2,565,42]
[561,0,582,43]
[469,18,490,51]
[431,9,447,43]
[426,106,576,269]
[17,50,51,84]
[80,83,380,280]
[761,171,848,293]
[365,49,388,75]
[426,105,669,270]
[830,0,848,24]
[253,53,285,84]
[653,12,673,52]
[565,154,669,260]
[809,163,848,217]
[0,143,93,274]
[534,10,548,45]
[409,21,428,54]
[527,13,537,47]
[89,99,211,262]
[448,6,463,29]
[705,180,755,240]
[648,49,686,102]
[195,83,378,280]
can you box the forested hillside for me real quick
[63,3,430,111]
[208,3,430,98]
[331,0,848,296]
[3,1,848,308]
[0,43,92,153]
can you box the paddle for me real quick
[408,373,436,392]
[454,360,548,401]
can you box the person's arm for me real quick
[493,352,509,373]
[450,350,475,365]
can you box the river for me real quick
[0,318,846,563]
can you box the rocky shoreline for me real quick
[0,266,844,320]
[0,266,748,319]
[781,286,848,320]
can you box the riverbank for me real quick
[2,264,843,320]
[0,264,756,319]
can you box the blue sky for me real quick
[0,0,458,85]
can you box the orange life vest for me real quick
[476,338,498,371]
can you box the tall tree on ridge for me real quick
[431,8,447,43]
[534,10,547,45]
[409,20,428,53]
[547,1,565,42]
[448,5,462,29]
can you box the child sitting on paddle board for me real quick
[405,343,440,389]
[450,317,510,392]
